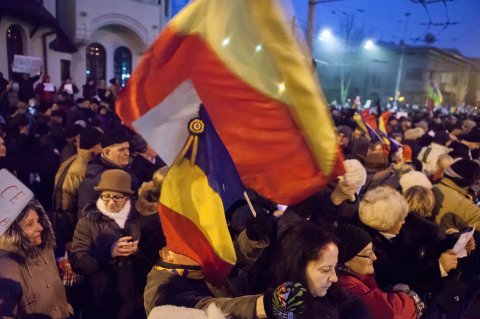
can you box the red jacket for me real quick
[338,274,417,319]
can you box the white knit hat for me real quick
[343,159,367,194]
[399,171,432,193]
[148,304,226,319]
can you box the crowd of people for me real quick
[0,70,480,319]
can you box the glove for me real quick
[245,208,273,241]
[406,290,426,318]
[264,282,307,319]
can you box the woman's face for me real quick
[20,209,43,246]
[0,137,6,157]
[305,243,339,297]
[100,191,128,213]
[345,242,377,276]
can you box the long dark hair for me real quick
[268,222,338,288]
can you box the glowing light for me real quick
[399,96,405,102]
[278,82,286,94]
[222,38,230,46]
[255,44,262,52]
[319,29,333,41]
[389,97,394,101]
[364,39,375,50]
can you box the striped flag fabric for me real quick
[427,80,443,110]
[116,0,344,206]
[159,106,244,285]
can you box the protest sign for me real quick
[452,226,475,258]
[0,169,34,236]
[12,55,42,76]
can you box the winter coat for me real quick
[449,141,471,160]
[16,73,41,102]
[53,148,95,247]
[70,202,149,319]
[77,154,139,214]
[302,284,372,319]
[0,201,73,318]
[143,231,269,318]
[337,267,417,319]
[432,177,480,231]
[417,143,451,177]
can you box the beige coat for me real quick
[433,177,480,231]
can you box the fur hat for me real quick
[343,159,367,194]
[94,169,134,194]
[359,186,409,232]
[101,129,129,148]
[79,126,103,150]
[399,171,432,193]
[444,158,480,187]
[148,304,226,319]
[404,127,425,141]
[135,167,169,216]
[335,224,372,264]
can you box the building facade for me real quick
[0,0,169,90]
[315,42,478,107]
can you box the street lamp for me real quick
[364,39,375,50]
[319,29,333,41]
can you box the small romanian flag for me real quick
[159,106,244,285]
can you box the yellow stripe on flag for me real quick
[160,159,236,265]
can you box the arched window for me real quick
[114,46,132,87]
[86,43,106,83]
[6,24,24,78]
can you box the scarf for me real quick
[96,198,131,229]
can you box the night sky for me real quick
[292,0,480,58]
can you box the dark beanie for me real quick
[101,129,129,148]
[65,124,82,139]
[463,129,480,143]
[79,126,103,150]
[335,224,372,264]
[444,159,480,188]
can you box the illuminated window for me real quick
[6,24,24,78]
[86,43,106,82]
[114,46,132,87]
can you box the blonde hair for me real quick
[359,186,409,232]
[403,185,435,218]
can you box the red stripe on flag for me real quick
[158,203,233,286]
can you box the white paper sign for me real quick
[63,83,73,94]
[44,83,55,92]
[12,55,42,76]
[0,169,34,236]
[452,226,475,258]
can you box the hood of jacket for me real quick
[0,199,55,260]
[135,181,160,216]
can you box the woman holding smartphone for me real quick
[70,169,149,319]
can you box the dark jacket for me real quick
[303,284,372,319]
[70,203,149,319]
[449,141,471,160]
[0,200,73,318]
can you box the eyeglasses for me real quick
[356,247,376,259]
[100,194,126,202]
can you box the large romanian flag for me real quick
[117,0,344,206]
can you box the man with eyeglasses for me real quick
[77,128,139,216]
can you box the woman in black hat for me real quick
[335,224,422,319]
[70,169,149,319]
